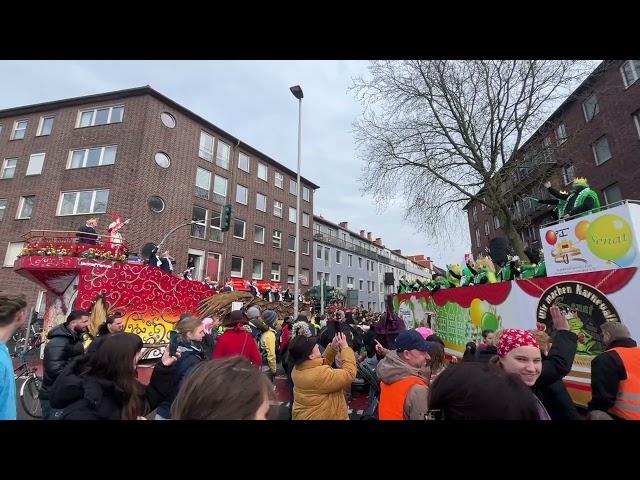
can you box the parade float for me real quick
[391,200,640,407]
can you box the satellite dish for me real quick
[140,242,157,260]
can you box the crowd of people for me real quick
[1,292,639,421]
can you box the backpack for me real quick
[256,328,279,366]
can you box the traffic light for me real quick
[221,204,232,232]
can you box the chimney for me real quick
[375,237,383,246]
[360,230,366,238]
[427,256,431,261]
[339,221,349,229]
[367,232,373,241]
[392,249,402,255]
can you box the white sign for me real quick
[540,202,640,276]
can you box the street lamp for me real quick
[290,85,303,319]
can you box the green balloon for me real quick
[481,312,499,331]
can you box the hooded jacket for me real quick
[376,350,429,420]
[41,323,86,399]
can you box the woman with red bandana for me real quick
[107,213,131,257]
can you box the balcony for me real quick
[19,230,130,261]
[313,232,405,269]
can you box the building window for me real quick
[69,145,117,169]
[372,281,375,292]
[195,167,211,199]
[481,202,485,211]
[11,120,28,140]
[216,141,230,170]
[25,153,45,176]
[556,123,568,145]
[231,256,243,277]
[3,242,24,267]
[494,215,500,229]
[335,275,342,288]
[472,205,477,222]
[209,208,223,243]
[256,193,267,212]
[275,172,284,189]
[475,228,480,248]
[301,268,310,286]
[287,266,295,284]
[288,235,296,252]
[366,260,370,271]
[302,239,310,255]
[621,60,640,88]
[199,131,214,161]
[324,273,331,285]
[359,257,362,268]
[155,152,171,168]
[359,280,364,291]
[252,259,263,280]
[316,272,323,286]
[213,175,228,203]
[324,247,330,267]
[634,111,640,139]
[235,184,248,205]
[78,105,123,128]
[582,93,600,122]
[17,196,35,219]
[303,186,310,202]
[257,162,268,181]
[191,206,207,238]
[348,254,353,267]
[271,263,280,281]
[147,196,165,213]
[316,244,322,259]
[160,112,176,128]
[0,199,6,222]
[273,200,283,218]
[603,183,623,205]
[272,230,282,249]
[58,189,109,216]
[336,250,342,264]
[288,207,297,223]
[37,116,54,136]
[592,136,612,165]
[302,212,310,228]
[238,152,250,173]
[254,225,265,244]
[289,179,297,195]
[484,221,490,236]
[233,219,246,239]
[347,276,354,288]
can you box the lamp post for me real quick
[290,85,303,319]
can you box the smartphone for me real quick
[169,330,179,356]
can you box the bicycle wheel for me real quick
[20,375,43,419]
[13,337,26,355]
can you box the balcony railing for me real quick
[313,232,405,269]
[19,230,130,261]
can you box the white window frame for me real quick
[273,200,283,218]
[620,60,640,88]
[254,224,265,244]
[494,215,500,229]
[230,256,244,278]
[68,145,117,169]
[582,93,599,122]
[302,239,310,255]
[26,153,45,176]
[288,235,297,252]
[4,241,24,267]
[288,206,297,224]
[302,212,310,228]
[316,244,322,259]
[17,196,35,219]
[57,189,109,216]
[347,277,354,288]
[634,111,640,139]
[336,250,341,264]
[289,179,297,196]
[252,259,263,280]
[238,152,250,173]
[256,192,267,212]
[77,105,124,128]
[0,199,7,222]
[348,254,353,267]
[199,131,214,161]
[271,263,281,282]
[603,183,623,205]
[303,186,310,202]
[556,123,568,145]
[275,172,284,189]
[37,116,54,136]
[191,207,207,239]
[272,230,282,249]
[195,167,211,200]
[1,158,18,179]
[475,228,480,247]
[359,279,364,291]
[216,141,230,170]
[209,209,223,243]
[235,184,248,205]
[11,120,28,140]
[484,221,490,236]
[592,136,612,166]
[257,162,268,181]
[233,219,246,240]
[562,164,575,186]
[336,274,342,288]
[213,175,228,199]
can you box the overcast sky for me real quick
[0,60,471,267]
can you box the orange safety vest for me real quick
[608,347,640,420]
[378,376,427,420]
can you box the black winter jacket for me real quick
[40,323,85,399]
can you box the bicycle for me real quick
[12,318,44,356]
[13,352,43,418]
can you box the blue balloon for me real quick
[614,245,637,268]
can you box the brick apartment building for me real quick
[466,60,640,258]
[0,86,318,307]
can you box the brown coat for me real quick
[291,344,357,420]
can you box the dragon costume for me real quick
[473,256,497,284]
[534,177,600,219]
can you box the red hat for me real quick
[497,329,539,357]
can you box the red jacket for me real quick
[213,327,262,367]
[280,324,291,354]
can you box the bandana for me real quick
[497,329,539,357]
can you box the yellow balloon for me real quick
[575,220,590,241]
[587,214,633,261]
[469,298,484,327]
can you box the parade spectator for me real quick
[0,294,28,420]
[40,310,90,419]
[155,316,206,419]
[425,341,447,382]
[97,313,125,336]
[377,329,430,420]
[588,322,640,420]
[374,311,406,351]
[76,218,98,245]
[249,281,259,297]
[289,332,356,420]
[462,342,477,362]
[201,316,221,359]
[258,310,279,381]
[479,329,496,349]
[416,326,433,340]
[213,310,262,367]
[279,316,294,359]
[172,356,274,420]
[49,332,177,420]
[427,363,541,420]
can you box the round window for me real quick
[154,152,171,168]
[160,112,176,128]
[148,196,165,213]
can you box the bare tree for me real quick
[352,60,594,261]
